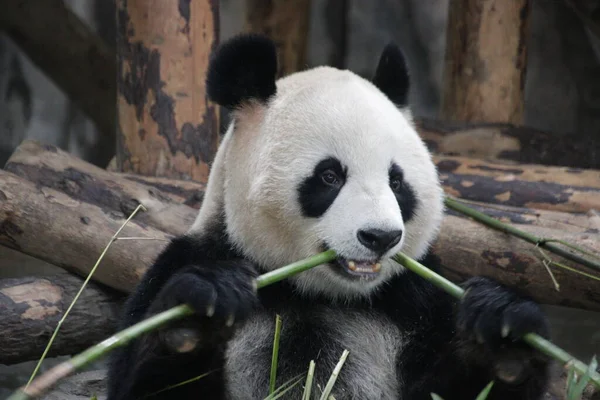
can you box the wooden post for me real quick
[441,0,531,124]
[245,0,311,77]
[116,0,219,181]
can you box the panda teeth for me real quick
[348,261,357,271]
[373,263,382,272]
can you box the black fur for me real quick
[107,219,551,400]
[206,33,278,110]
[390,163,418,222]
[107,221,259,400]
[298,156,347,218]
[372,43,410,107]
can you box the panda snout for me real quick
[356,228,403,256]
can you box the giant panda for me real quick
[107,34,551,400]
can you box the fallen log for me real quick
[0,170,172,292]
[434,214,600,311]
[0,272,122,365]
[2,157,600,311]
[11,140,600,219]
[5,140,202,235]
[415,118,600,169]
[0,0,116,165]
[435,156,600,213]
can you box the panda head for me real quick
[205,34,444,300]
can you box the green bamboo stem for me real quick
[444,197,600,273]
[393,252,600,390]
[7,250,337,400]
[269,314,283,395]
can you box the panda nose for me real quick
[357,229,403,255]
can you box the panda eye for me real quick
[321,170,340,186]
[390,177,403,192]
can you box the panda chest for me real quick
[224,307,404,399]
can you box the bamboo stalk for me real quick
[7,250,337,400]
[444,197,600,273]
[393,253,600,390]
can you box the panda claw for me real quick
[206,304,215,317]
[501,323,510,338]
[225,314,235,327]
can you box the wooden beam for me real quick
[245,0,312,76]
[434,156,600,213]
[0,170,172,292]
[441,0,531,124]
[0,272,122,365]
[0,0,116,165]
[2,144,600,311]
[5,140,202,235]
[415,118,600,169]
[115,0,220,181]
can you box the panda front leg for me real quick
[450,276,552,400]
[107,237,259,400]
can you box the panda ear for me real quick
[372,43,410,108]
[206,34,278,110]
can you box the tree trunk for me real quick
[2,147,600,311]
[0,0,116,165]
[415,118,600,169]
[115,0,220,181]
[435,156,600,213]
[0,272,122,365]
[441,0,531,124]
[0,170,172,292]
[245,0,311,77]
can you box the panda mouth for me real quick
[335,258,382,278]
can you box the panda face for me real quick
[222,66,444,300]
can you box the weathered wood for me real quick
[0,0,116,166]
[415,118,600,169]
[450,200,600,234]
[5,140,202,235]
[116,0,219,180]
[3,148,600,310]
[441,0,531,124]
[0,170,172,292]
[435,156,600,213]
[0,272,123,364]
[0,272,122,365]
[246,0,311,76]
[434,213,600,311]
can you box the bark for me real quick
[0,0,116,166]
[441,0,531,124]
[433,213,600,311]
[245,0,312,77]
[3,150,600,310]
[435,156,600,213]
[0,272,123,365]
[5,140,202,235]
[115,0,220,181]
[0,170,172,292]
[415,118,600,169]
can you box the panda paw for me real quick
[456,277,551,384]
[149,260,259,352]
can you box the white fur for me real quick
[224,308,404,399]
[189,66,444,301]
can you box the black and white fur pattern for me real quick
[107,34,551,400]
